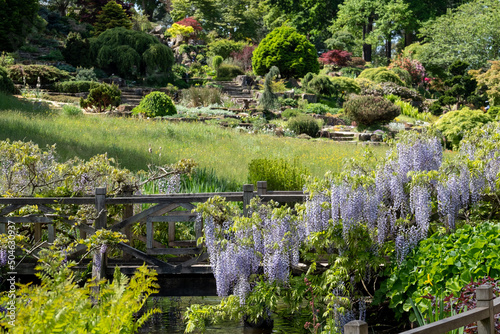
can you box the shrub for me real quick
[344,95,400,126]
[330,76,361,98]
[281,108,301,118]
[132,91,176,117]
[62,32,91,68]
[488,105,500,117]
[93,0,133,36]
[0,66,15,94]
[339,67,363,78]
[288,114,320,137]
[216,64,244,80]
[376,222,500,321]
[358,67,406,86]
[230,45,256,71]
[429,101,443,116]
[378,82,423,101]
[248,158,310,191]
[318,50,352,67]
[259,66,280,111]
[207,39,248,59]
[38,49,64,61]
[181,87,222,107]
[279,98,298,108]
[61,104,83,116]
[54,81,100,93]
[433,107,493,148]
[307,75,335,96]
[301,72,315,88]
[470,60,500,106]
[303,103,338,115]
[75,67,98,81]
[390,67,413,86]
[80,83,121,112]
[7,65,71,86]
[389,54,426,85]
[90,27,174,78]
[212,55,223,76]
[252,26,319,79]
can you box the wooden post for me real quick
[146,218,154,250]
[34,223,41,242]
[242,184,254,217]
[345,320,368,334]
[47,224,55,243]
[0,223,6,234]
[257,181,267,196]
[92,188,107,283]
[122,188,134,260]
[477,285,494,334]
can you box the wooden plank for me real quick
[494,297,500,313]
[38,205,56,213]
[34,223,42,242]
[105,193,244,204]
[0,197,94,205]
[146,247,201,255]
[146,219,153,250]
[180,203,196,211]
[169,241,197,247]
[0,204,24,215]
[181,252,208,267]
[116,243,180,271]
[110,203,179,231]
[0,216,52,223]
[402,307,489,334]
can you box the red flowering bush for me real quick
[175,17,203,37]
[318,50,352,67]
[389,53,426,85]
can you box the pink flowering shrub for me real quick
[389,54,426,85]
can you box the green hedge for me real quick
[54,81,101,93]
[248,158,310,191]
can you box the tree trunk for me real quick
[404,30,413,48]
[362,18,373,62]
[385,36,392,64]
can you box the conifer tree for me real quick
[93,0,132,36]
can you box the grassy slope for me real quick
[0,94,388,185]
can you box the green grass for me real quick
[0,93,388,186]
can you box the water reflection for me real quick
[139,296,304,334]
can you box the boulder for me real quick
[301,93,317,103]
[235,75,254,87]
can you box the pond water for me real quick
[138,296,305,334]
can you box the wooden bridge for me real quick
[0,182,304,295]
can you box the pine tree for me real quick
[93,0,132,36]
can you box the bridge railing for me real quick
[0,181,304,277]
[344,285,500,334]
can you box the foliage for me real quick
[207,39,248,59]
[307,75,336,97]
[181,86,223,107]
[330,76,361,99]
[0,66,15,94]
[377,82,423,101]
[54,80,100,93]
[319,50,352,67]
[61,104,84,117]
[281,108,301,118]
[132,91,176,118]
[259,66,280,111]
[248,158,310,191]
[417,0,500,74]
[279,98,298,108]
[358,67,406,86]
[75,67,98,81]
[76,0,133,25]
[80,83,121,113]
[7,65,71,86]
[390,67,413,87]
[93,0,132,36]
[252,25,319,79]
[302,103,338,115]
[287,115,320,137]
[433,108,493,149]
[176,17,203,32]
[324,31,357,52]
[0,0,39,52]
[344,95,400,126]
[470,60,500,107]
[90,27,174,78]
[216,64,244,80]
[389,54,426,86]
[166,23,195,38]
[393,98,430,122]
[230,45,256,71]
[377,222,500,321]
[0,246,159,333]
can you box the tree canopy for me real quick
[0,0,39,52]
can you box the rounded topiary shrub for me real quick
[252,26,319,78]
[434,107,493,148]
[80,83,121,113]
[132,91,176,117]
[344,95,400,126]
[358,67,406,86]
[288,115,320,137]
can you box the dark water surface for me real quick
[138,296,305,334]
